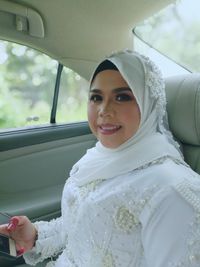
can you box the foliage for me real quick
[134,0,200,72]
[0,41,88,131]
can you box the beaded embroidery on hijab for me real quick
[104,50,180,151]
[70,50,185,186]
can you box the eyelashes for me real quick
[89,94,102,102]
[115,93,133,101]
[89,93,133,103]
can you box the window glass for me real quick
[134,36,189,77]
[56,67,89,123]
[0,40,89,132]
[133,0,199,73]
[0,40,56,131]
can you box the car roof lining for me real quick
[0,0,175,79]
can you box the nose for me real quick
[98,101,114,117]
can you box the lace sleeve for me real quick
[140,185,198,267]
[23,216,67,266]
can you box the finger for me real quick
[7,215,28,230]
[12,216,29,227]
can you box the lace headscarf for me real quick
[70,51,185,187]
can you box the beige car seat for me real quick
[165,74,200,174]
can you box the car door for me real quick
[0,40,96,267]
[0,123,96,221]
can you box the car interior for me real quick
[0,0,199,266]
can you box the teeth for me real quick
[101,126,120,130]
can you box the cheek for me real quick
[87,104,97,129]
[133,105,141,125]
[122,105,141,129]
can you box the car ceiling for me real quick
[0,0,175,79]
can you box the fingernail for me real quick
[17,247,25,256]
[11,218,19,226]
[7,218,19,231]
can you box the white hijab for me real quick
[70,50,184,187]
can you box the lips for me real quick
[98,124,121,135]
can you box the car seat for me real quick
[165,74,200,174]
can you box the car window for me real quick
[133,0,198,74]
[0,40,89,132]
[133,36,189,78]
[56,67,88,124]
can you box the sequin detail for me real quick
[134,155,188,172]
[79,179,103,198]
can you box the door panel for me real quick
[0,122,96,266]
[0,123,96,220]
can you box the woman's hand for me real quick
[0,216,37,255]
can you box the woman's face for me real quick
[88,70,141,148]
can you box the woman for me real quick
[1,50,200,267]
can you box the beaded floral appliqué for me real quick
[114,184,159,234]
[115,206,139,233]
[102,251,116,267]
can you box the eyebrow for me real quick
[90,87,132,94]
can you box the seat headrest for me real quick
[165,74,200,146]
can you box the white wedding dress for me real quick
[24,158,200,267]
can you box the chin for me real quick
[101,140,122,149]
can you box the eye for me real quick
[116,93,132,101]
[89,94,102,102]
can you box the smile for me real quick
[99,124,122,135]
